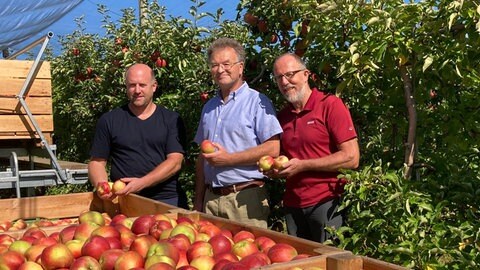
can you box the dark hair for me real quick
[207,38,246,64]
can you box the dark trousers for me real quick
[285,197,344,243]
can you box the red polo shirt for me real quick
[278,89,357,208]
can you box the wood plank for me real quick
[326,253,364,270]
[0,133,53,144]
[362,256,408,270]
[0,60,51,79]
[1,79,52,97]
[118,194,179,217]
[0,115,53,133]
[0,97,52,115]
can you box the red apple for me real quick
[150,220,173,240]
[114,250,144,270]
[200,140,216,154]
[74,222,100,241]
[220,229,233,240]
[40,243,75,270]
[12,219,27,230]
[199,223,221,238]
[129,234,157,258]
[243,12,258,26]
[112,180,126,194]
[98,249,124,270]
[293,253,311,260]
[131,215,156,235]
[18,261,43,270]
[92,225,120,239]
[213,252,238,263]
[167,234,191,251]
[233,230,255,243]
[239,252,271,268]
[186,241,213,262]
[69,255,101,269]
[81,235,111,260]
[258,155,274,171]
[176,250,189,269]
[22,227,47,240]
[208,234,232,255]
[72,47,80,56]
[200,92,209,103]
[0,250,25,270]
[232,239,259,259]
[32,236,57,247]
[273,155,289,170]
[0,234,16,246]
[220,261,249,270]
[176,217,194,226]
[79,211,105,226]
[177,265,198,270]
[254,236,276,253]
[120,231,137,250]
[105,236,122,249]
[110,214,128,226]
[96,182,112,196]
[190,255,215,270]
[267,243,298,263]
[147,262,175,270]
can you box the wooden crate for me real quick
[0,60,53,144]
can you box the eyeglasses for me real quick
[273,69,306,81]
[209,61,242,71]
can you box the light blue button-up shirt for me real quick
[194,82,283,187]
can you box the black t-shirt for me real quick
[90,104,186,201]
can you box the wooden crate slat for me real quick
[362,256,408,270]
[1,79,52,97]
[118,194,179,217]
[0,60,51,79]
[0,97,52,115]
[0,115,53,133]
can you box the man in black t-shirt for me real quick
[88,63,188,208]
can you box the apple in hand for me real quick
[258,155,274,172]
[112,180,126,193]
[96,182,112,196]
[200,140,216,154]
[273,155,289,170]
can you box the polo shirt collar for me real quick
[288,88,324,113]
[215,81,248,103]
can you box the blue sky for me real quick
[13,0,239,56]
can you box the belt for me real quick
[207,180,265,196]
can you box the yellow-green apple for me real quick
[147,241,179,263]
[96,181,112,197]
[170,224,197,244]
[40,243,75,270]
[147,262,175,270]
[24,244,47,262]
[186,241,213,262]
[69,255,101,269]
[150,220,173,240]
[92,225,121,239]
[0,250,25,270]
[22,227,47,240]
[258,155,274,171]
[232,239,259,259]
[112,180,126,194]
[200,140,216,154]
[131,215,156,235]
[190,255,216,270]
[167,234,191,251]
[153,213,176,227]
[79,211,105,226]
[81,235,111,260]
[129,234,157,258]
[98,249,124,270]
[18,261,43,270]
[254,236,276,253]
[159,228,173,240]
[208,234,233,255]
[65,239,83,258]
[233,230,255,243]
[144,255,176,269]
[74,222,100,241]
[267,243,298,263]
[114,250,144,270]
[8,240,32,255]
[273,155,289,170]
[239,251,271,268]
[195,233,210,242]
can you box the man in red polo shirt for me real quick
[271,53,360,243]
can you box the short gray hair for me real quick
[207,38,246,64]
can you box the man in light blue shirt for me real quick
[193,38,282,228]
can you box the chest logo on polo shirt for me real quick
[307,120,315,125]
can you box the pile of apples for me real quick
[0,210,314,270]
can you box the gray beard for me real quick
[284,84,306,104]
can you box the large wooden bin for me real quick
[0,60,54,144]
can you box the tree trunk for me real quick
[399,65,417,179]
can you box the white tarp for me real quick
[0,0,83,50]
